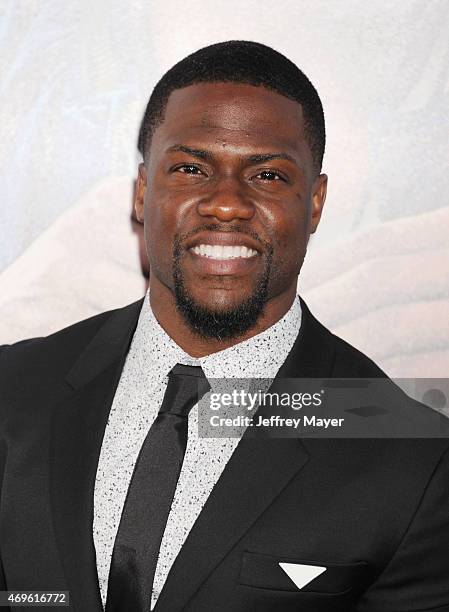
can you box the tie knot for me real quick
[170,363,205,378]
[159,364,210,417]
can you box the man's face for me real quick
[136,82,327,339]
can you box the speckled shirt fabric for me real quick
[93,292,302,610]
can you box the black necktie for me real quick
[105,363,210,612]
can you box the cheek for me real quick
[271,206,309,256]
[144,195,176,264]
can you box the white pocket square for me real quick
[279,562,327,589]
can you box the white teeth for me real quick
[191,244,258,259]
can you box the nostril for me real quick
[197,197,255,221]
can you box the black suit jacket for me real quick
[1,298,448,612]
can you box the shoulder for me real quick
[0,300,142,402]
[330,332,387,378]
[299,298,387,378]
[1,309,112,381]
[299,298,449,458]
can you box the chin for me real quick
[174,277,269,340]
[185,284,255,310]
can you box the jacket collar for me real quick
[65,299,144,389]
[64,296,334,388]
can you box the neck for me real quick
[148,278,297,358]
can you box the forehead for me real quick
[151,82,309,159]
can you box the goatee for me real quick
[173,237,273,340]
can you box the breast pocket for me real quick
[238,551,368,595]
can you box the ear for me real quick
[134,163,147,223]
[310,173,327,234]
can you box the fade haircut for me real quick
[137,40,325,173]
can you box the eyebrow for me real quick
[247,152,297,164]
[167,145,212,160]
[166,144,298,166]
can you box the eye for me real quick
[174,164,205,175]
[254,170,285,182]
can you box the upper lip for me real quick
[186,232,263,253]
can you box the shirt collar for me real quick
[131,291,301,382]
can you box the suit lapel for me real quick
[155,298,337,611]
[49,299,143,612]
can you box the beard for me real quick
[172,233,273,341]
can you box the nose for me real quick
[197,177,255,222]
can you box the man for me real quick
[1,41,448,612]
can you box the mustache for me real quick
[175,223,272,252]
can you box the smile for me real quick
[190,245,259,260]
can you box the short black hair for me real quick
[138,40,325,173]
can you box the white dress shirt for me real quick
[93,291,302,609]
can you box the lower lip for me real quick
[187,250,261,275]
